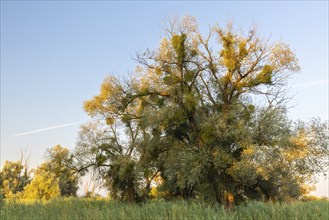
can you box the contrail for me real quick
[13,122,77,137]
[293,79,328,88]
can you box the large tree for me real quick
[76,16,328,204]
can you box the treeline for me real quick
[1,16,328,207]
[0,146,79,200]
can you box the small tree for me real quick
[23,171,60,200]
[37,145,79,197]
[0,150,31,198]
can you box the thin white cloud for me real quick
[13,122,77,137]
[293,79,328,88]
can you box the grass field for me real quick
[0,198,328,220]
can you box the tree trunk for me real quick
[220,191,234,212]
[126,186,135,203]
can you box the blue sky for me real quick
[1,1,328,196]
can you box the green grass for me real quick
[0,198,328,220]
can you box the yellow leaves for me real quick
[218,27,240,73]
[5,191,23,200]
[291,131,308,149]
[139,78,150,94]
[218,26,234,49]
[158,38,174,62]
[106,117,115,125]
[238,40,247,58]
[256,167,269,181]
[149,173,169,199]
[155,67,162,76]
[83,100,97,115]
[234,79,247,90]
[283,130,309,162]
[300,184,316,195]
[220,44,236,72]
[23,171,60,200]
[255,167,264,175]
[237,64,273,88]
[224,58,236,72]
[269,42,300,72]
[255,65,273,84]
[226,162,237,176]
[99,80,112,99]
[135,68,166,99]
[153,173,163,185]
[242,147,254,156]
[83,76,122,117]
[216,28,298,97]
[149,186,170,199]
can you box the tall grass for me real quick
[0,198,328,220]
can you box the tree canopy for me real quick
[0,151,31,199]
[0,146,79,200]
[22,171,60,200]
[75,16,328,204]
[37,145,79,197]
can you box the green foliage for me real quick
[75,121,142,202]
[0,160,31,199]
[258,65,273,84]
[171,34,186,64]
[106,156,139,202]
[75,16,327,206]
[37,145,79,197]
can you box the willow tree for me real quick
[76,16,328,204]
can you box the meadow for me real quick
[0,199,328,220]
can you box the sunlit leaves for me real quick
[22,171,60,200]
[269,42,300,72]
[76,16,328,204]
[106,117,115,125]
[0,160,30,199]
[84,76,124,118]
[37,145,79,197]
